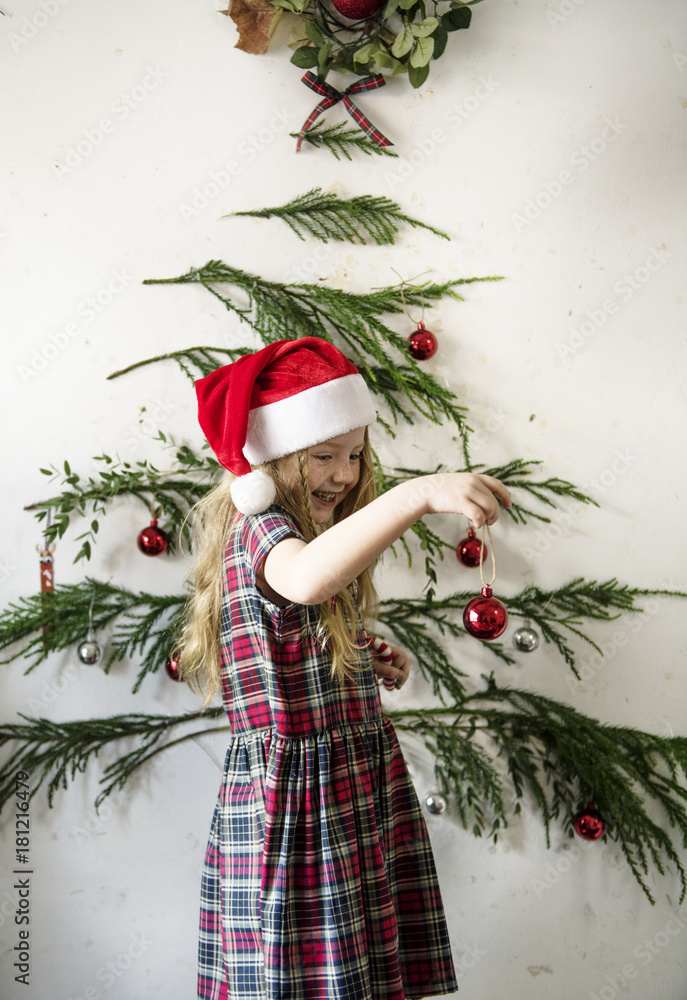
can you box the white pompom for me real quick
[230,470,277,515]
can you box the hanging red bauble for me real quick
[572,801,605,841]
[407,322,438,361]
[456,529,487,568]
[463,586,508,640]
[331,0,383,19]
[137,519,169,556]
[165,653,185,682]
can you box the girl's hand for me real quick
[418,472,511,527]
[369,637,411,690]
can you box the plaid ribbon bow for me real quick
[296,72,393,152]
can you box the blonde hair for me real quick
[178,429,378,703]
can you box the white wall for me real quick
[2,0,687,997]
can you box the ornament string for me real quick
[296,72,393,152]
[478,522,496,589]
[390,267,430,327]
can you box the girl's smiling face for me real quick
[306,427,366,524]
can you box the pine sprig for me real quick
[141,263,500,459]
[0,579,186,692]
[26,444,221,562]
[107,345,249,382]
[290,122,400,161]
[379,581,687,681]
[390,679,687,903]
[382,459,598,524]
[0,709,225,812]
[377,459,598,594]
[227,187,449,245]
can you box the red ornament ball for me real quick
[331,0,383,18]
[463,587,508,640]
[137,519,169,556]
[573,801,605,841]
[407,323,438,361]
[165,654,185,682]
[456,529,487,568]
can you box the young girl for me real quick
[181,337,511,1000]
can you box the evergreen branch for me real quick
[142,262,500,462]
[107,346,250,382]
[290,122,399,161]
[26,444,221,561]
[381,458,597,525]
[0,709,225,813]
[0,579,186,692]
[227,187,449,245]
[390,679,687,902]
[380,581,687,679]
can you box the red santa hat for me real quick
[195,337,376,514]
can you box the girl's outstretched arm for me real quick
[261,473,511,606]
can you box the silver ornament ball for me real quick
[78,640,102,665]
[424,793,448,815]
[513,626,539,652]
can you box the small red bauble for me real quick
[165,654,184,682]
[456,529,487,568]
[331,0,383,18]
[572,801,605,841]
[463,586,508,640]
[407,322,438,361]
[137,519,169,556]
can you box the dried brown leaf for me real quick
[223,0,282,55]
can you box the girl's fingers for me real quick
[477,474,512,508]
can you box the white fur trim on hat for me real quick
[243,373,375,466]
[230,470,277,515]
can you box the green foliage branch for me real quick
[3,678,687,902]
[27,442,221,563]
[392,678,687,904]
[226,187,449,244]
[278,0,480,88]
[141,261,501,460]
[0,579,186,694]
[289,122,400,160]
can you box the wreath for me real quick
[223,0,479,89]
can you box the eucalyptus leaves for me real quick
[226,0,481,88]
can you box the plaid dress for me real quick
[198,506,457,1000]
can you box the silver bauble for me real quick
[513,626,540,652]
[78,640,102,665]
[424,793,448,815]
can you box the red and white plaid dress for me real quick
[198,506,457,1000]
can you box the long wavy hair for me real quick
[178,428,378,703]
